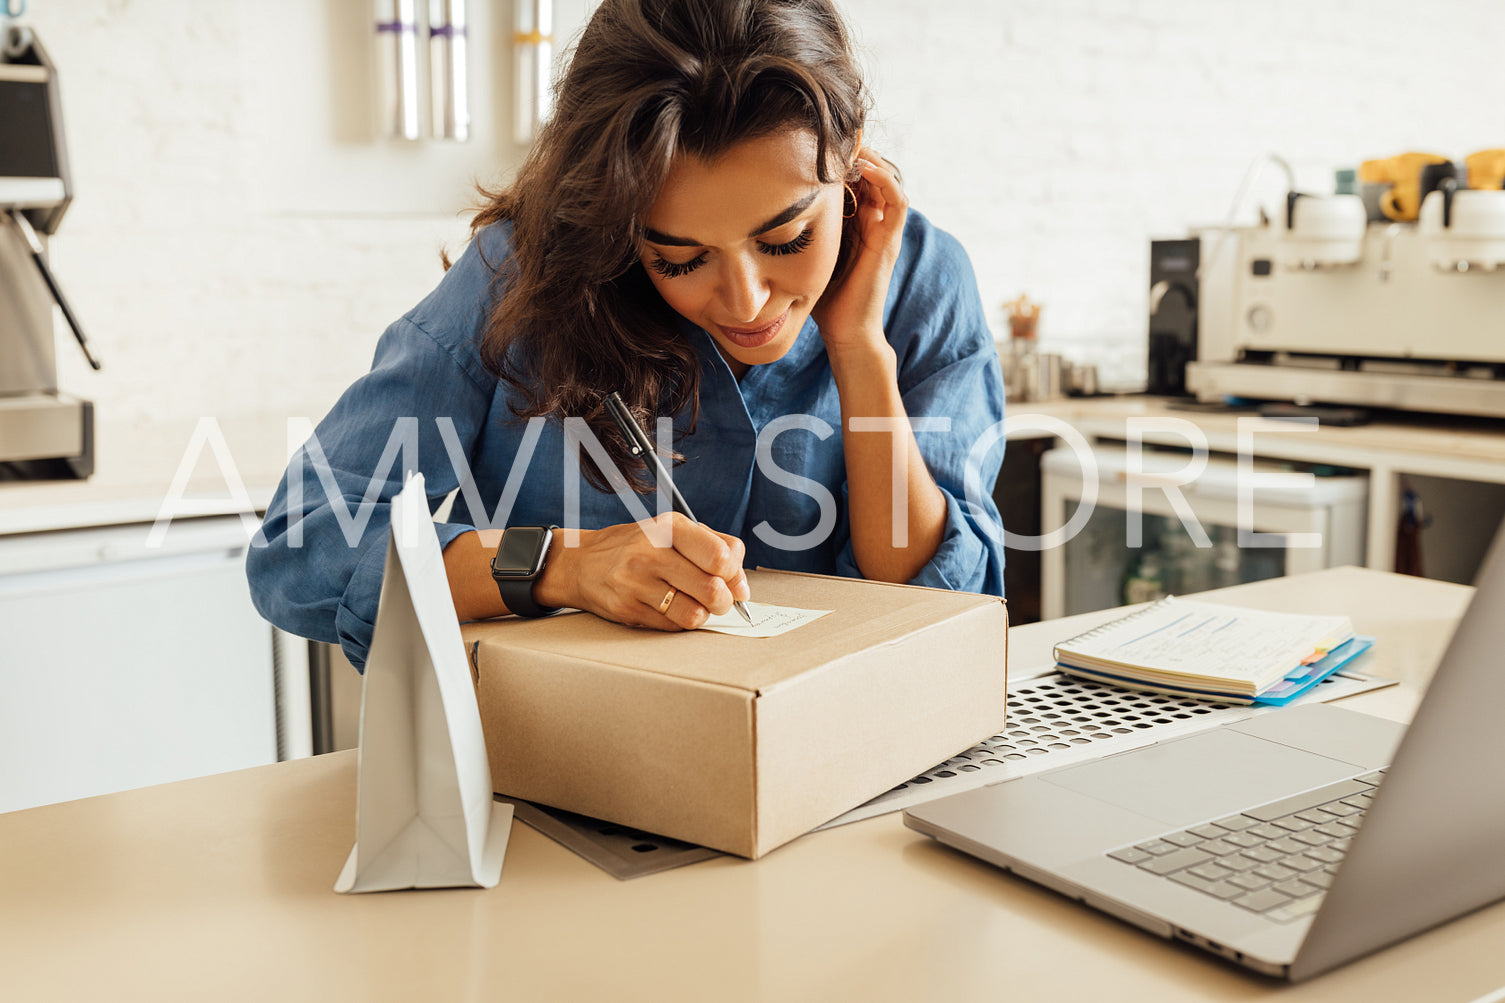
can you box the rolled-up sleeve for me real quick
[834,216,1007,595]
[247,229,504,669]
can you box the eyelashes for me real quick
[648,255,704,279]
[760,228,813,257]
[647,227,815,279]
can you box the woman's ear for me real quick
[845,130,864,181]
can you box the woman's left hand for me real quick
[811,147,909,362]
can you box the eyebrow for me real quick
[642,190,821,247]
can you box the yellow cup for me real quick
[1467,149,1505,190]
[1359,152,1451,221]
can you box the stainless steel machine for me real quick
[1,24,97,482]
[1184,189,1505,418]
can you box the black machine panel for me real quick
[0,78,59,178]
[1147,238,1200,397]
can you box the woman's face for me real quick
[639,128,846,377]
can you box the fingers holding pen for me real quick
[639,515,748,629]
[572,515,748,631]
[667,514,749,601]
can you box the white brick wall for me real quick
[856,0,1505,382]
[22,0,590,490]
[14,0,1505,493]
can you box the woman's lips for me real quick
[718,309,788,349]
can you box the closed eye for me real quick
[757,227,814,257]
[648,253,706,279]
[647,224,813,279]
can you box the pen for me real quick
[604,391,753,625]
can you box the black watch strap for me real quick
[497,577,559,618]
[491,526,563,619]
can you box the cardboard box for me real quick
[460,569,1008,858]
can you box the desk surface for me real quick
[3,568,1501,1003]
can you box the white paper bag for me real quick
[334,473,512,893]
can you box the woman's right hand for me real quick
[535,514,749,630]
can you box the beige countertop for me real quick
[1009,395,1505,473]
[1,567,1498,1002]
[0,419,287,535]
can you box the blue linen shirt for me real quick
[247,209,1007,669]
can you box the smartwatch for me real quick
[490,525,562,618]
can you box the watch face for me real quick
[493,526,551,578]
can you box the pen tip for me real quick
[734,600,752,625]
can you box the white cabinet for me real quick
[0,516,279,813]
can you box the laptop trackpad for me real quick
[1039,728,1361,826]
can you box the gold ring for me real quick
[657,587,677,614]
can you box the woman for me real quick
[248,0,1006,670]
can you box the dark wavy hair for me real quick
[468,0,868,488]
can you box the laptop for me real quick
[904,521,1505,981]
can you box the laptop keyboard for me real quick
[1107,770,1386,923]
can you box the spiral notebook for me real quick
[1053,597,1368,704]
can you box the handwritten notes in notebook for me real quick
[1053,596,1356,699]
[697,602,833,638]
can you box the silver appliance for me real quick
[0,25,97,482]
[1185,190,1505,419]
[906,517,1505,981]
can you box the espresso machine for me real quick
[1,24,97,482]
[1183,186,1505,419]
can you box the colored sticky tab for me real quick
[1254,636,1376,706]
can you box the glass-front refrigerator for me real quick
[1040,446,1367,619]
